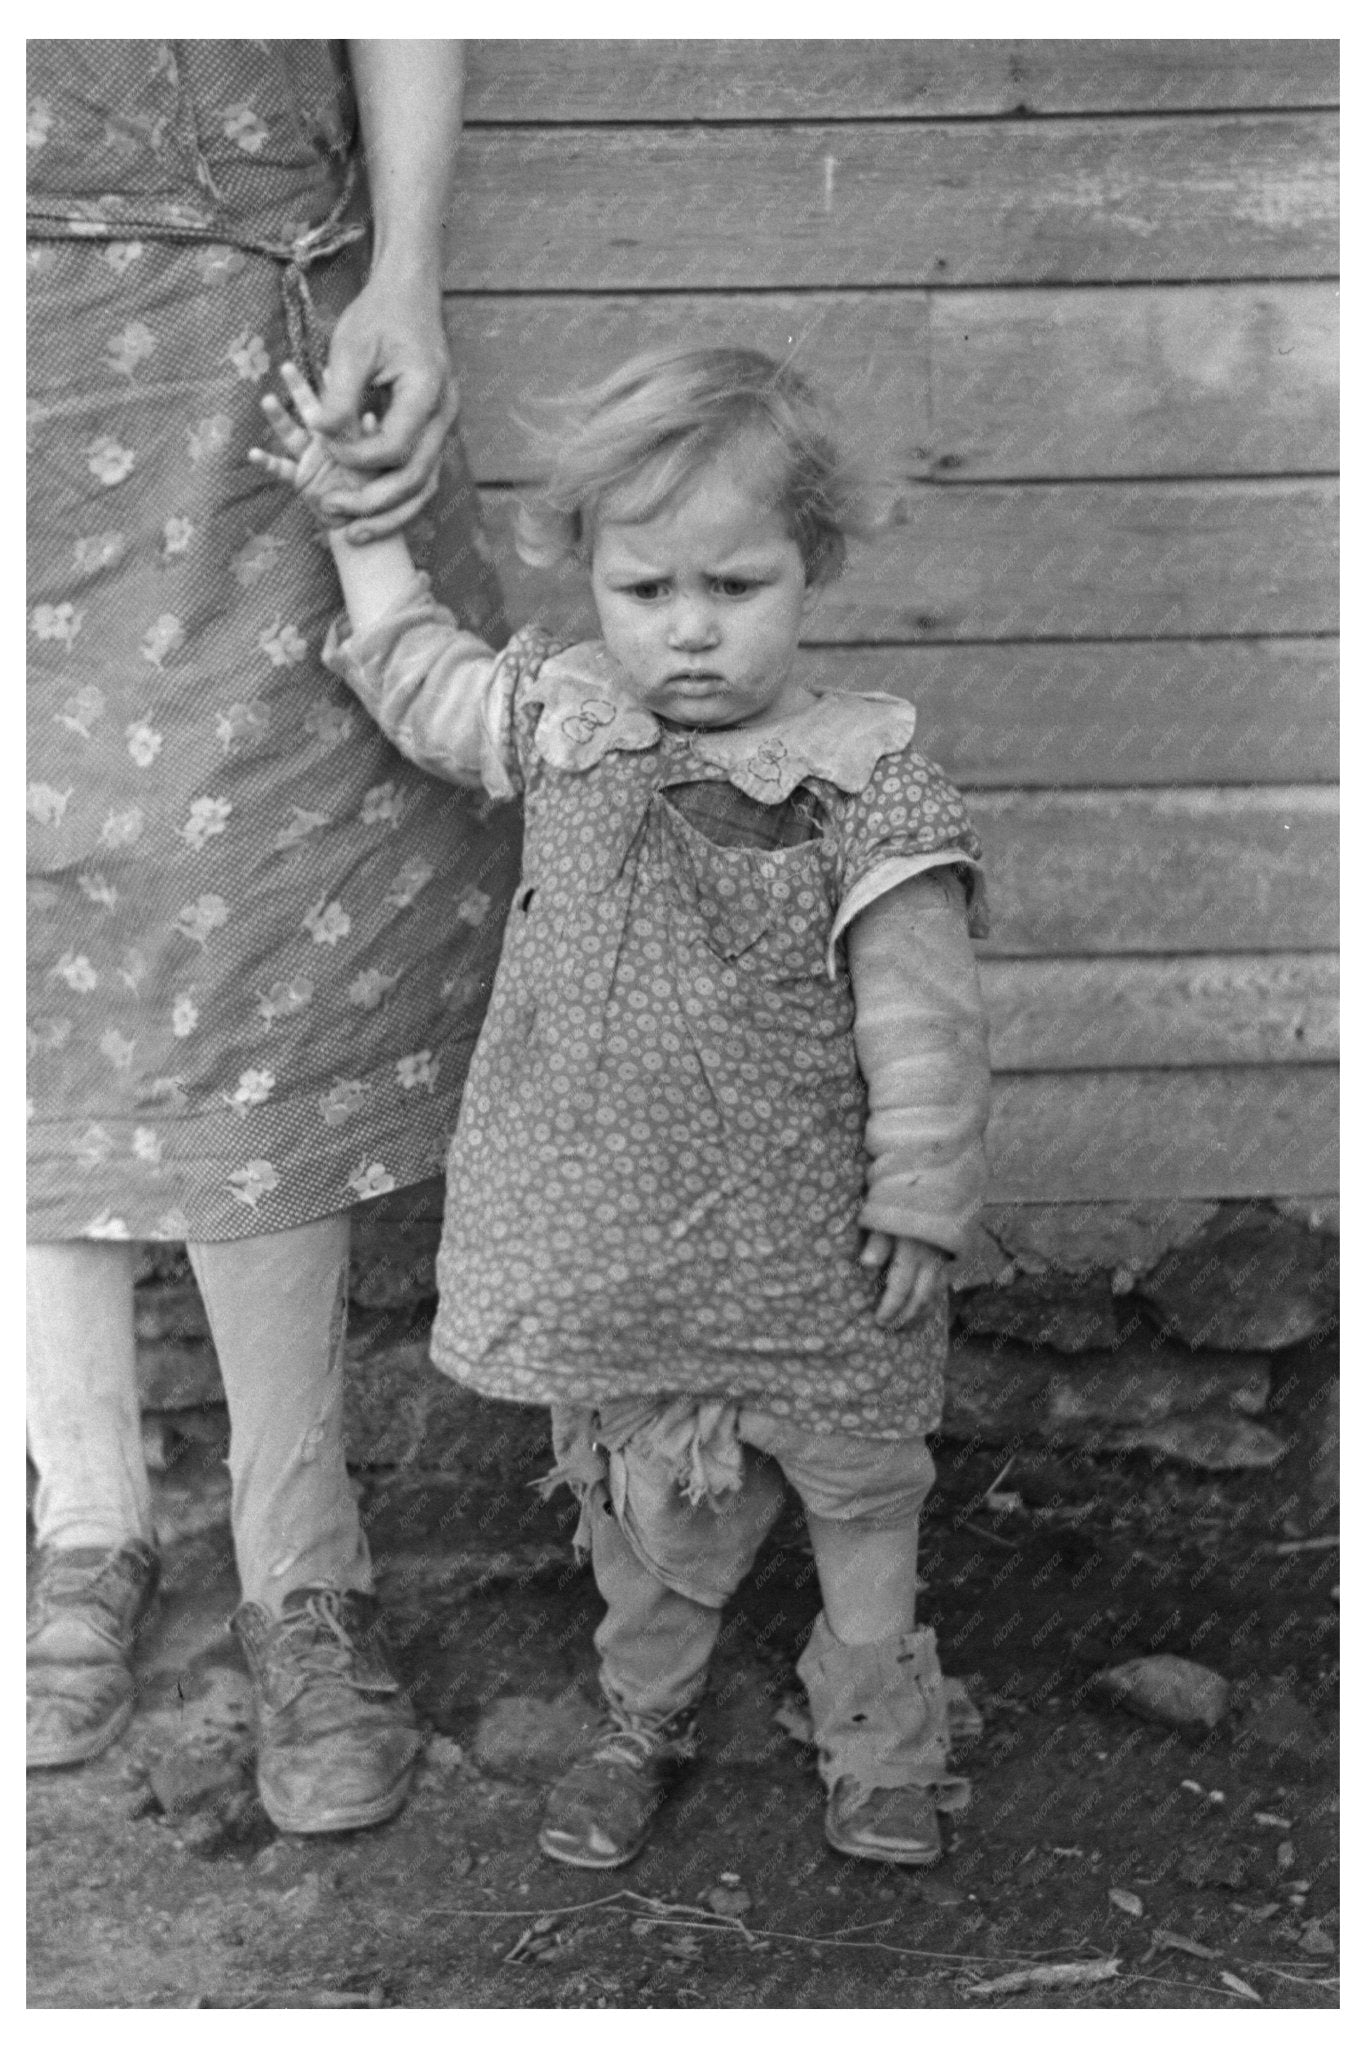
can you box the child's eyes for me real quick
[617,577,758,601]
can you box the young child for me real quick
[252,346,991,1871]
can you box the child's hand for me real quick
[860,1232,947,1329]
[248,361,380,532]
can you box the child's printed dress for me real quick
[332,586,986,1440]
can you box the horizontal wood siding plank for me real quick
[988,1068,1338,1198]
[448,293,930,480]
[446,284,1338,481]
[982,954,1338,1070]
[972,788,1337,956]
[444,119,1338,289]
[926,283,1339,478]
[464,41,1339,121]
[818,641,1338,787]
[477,480,1337,641]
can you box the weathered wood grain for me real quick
[443,119,1338,290]
[972,788,1337,956]
[447,292,931,480]
[464,41,1339,121]
[814,640,1339,788]
[988,1067,1337,1199]
[476,480,1338,642]
[924,284,1339,479]
[982,955,1338,1071]
[446,284,1338,482]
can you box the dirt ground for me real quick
[27,1423,1339,2010]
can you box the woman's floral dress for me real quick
[26,41,516,1241]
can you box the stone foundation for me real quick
[132,1189,1339,1518]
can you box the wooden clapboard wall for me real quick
[444,39,1339,1207]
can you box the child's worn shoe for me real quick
[538,1704,698,1869]
[27,1540,160,1768]
[797,1615,968,1867]
[824,1778,943,1865]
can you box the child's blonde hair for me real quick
[515,345,868,588]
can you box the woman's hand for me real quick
[308,41,470,543]
[248,361,376,526]
[250,360,424,635]
[307,279,458,540]
[860,1232,948,1330]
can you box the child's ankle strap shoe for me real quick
[797,1615,969,1865]
[538,1702,698,1869]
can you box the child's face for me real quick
[589,450,815,730]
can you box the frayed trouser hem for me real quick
[796,1612,970,1813]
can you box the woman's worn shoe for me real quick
[538,1705,698,1869]
[27,1540,160,1768]
[824,1778,943,1865]
[232,1587,422,1835]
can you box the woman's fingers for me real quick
[340,467,441,544]
[316,412,450,521]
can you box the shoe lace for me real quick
[270,1589,367,1681]
[588,1712,693,1772]
[30,1549,138,1628]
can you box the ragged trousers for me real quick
[550,1400,969,1807]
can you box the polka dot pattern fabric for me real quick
[26,42,514,1242]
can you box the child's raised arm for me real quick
[250,362,513,797]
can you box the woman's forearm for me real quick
[347,40,465,293]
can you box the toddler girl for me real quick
[253,346,991,1870]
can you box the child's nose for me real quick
[668,595,719,648]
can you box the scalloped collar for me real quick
[527,641,918,802]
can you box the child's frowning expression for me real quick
[589,448,817,731]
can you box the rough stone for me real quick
[342,1332,550,1477]
[955,1271,1120,1353]
[1233,1677,1328,1767]
[942,1331,1270,1446]
[137,1339,222,1410]
[967,1201,1220,1284]
[349,1178,444,1310]
[131,1244,192,1288]
[148,1739,255,1819]
[470,1694,596,1781]
[1178,1843,1255,1891]
[1273,1197,1339,1236]
[126,1193,1336,1487]
[134,1281,211,1345]
[1136,1204,1337,1351]
[1097,1655,1230,1731]
[1106,1415,1287,1471]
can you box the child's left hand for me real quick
[860,1232,947,1329]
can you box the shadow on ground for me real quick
[27,1429,1338,2009]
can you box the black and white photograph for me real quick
[24,28,1339,2010]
